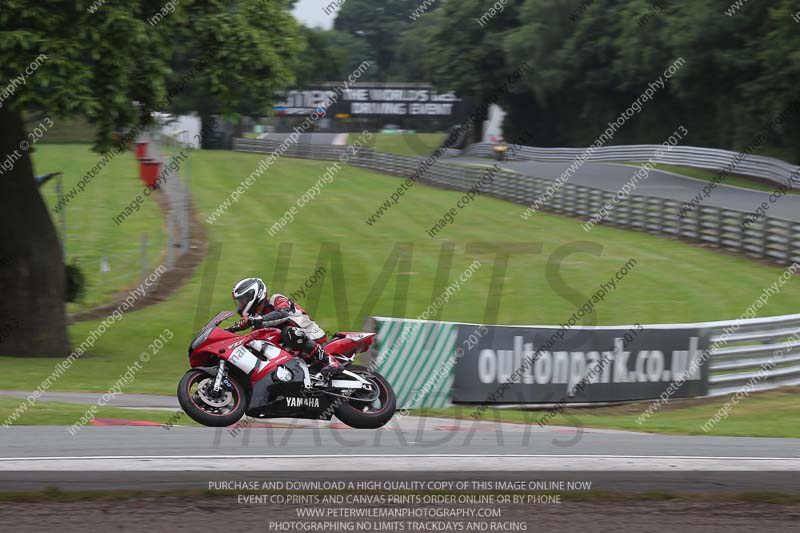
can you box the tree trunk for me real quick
[0,107,70,356]
[199,112,213,149]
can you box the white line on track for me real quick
[0,454,797,461]
[2,454,800,472]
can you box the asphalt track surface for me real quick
[3,424,800,469]
[449,156,800,222]
[1,392,799,493]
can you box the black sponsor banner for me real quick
[274,85,467,118]
[453,325,710,403]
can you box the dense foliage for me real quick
[321,0,800,160]
[0,0,303,355]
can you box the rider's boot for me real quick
[313,344,340,378]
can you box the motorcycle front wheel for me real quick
[177,369,248,427]
[333,365,396,429]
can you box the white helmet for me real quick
[232,278,268,316]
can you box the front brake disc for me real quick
[196,378,233,408]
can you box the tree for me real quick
[385,10,438,82]
[660,0,800,156]
[164,0,304,142]
[505,0,645,145]
[424,0,523,142]
[503,0,800,155]
[0,0,302,356]
[333,0,420,80]
[291,28,374,86]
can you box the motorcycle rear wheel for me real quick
[177,369,248,427]
[333,365,396,429]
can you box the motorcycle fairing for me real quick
[248,357,310,410]
[325,332,376,357]
[245,395,334,420]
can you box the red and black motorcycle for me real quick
[178,311,396,429]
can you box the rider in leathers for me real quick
[231,277,340,376]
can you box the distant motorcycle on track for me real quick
[178,311,396,429]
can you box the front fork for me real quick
[213,359,226,392]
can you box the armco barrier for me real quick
[233,138,800,267]
[367,314,800,407]
[458,143,800,189]
[703,312,800,396]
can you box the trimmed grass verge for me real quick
[3,146,798,398]
[0,398,191,427]
[412,387,800,438]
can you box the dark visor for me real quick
[234,289,255,315]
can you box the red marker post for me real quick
[135,141,148,160]
[138,159,162,188]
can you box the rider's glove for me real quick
[235,316,254,330]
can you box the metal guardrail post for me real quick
[231,137,799,267]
